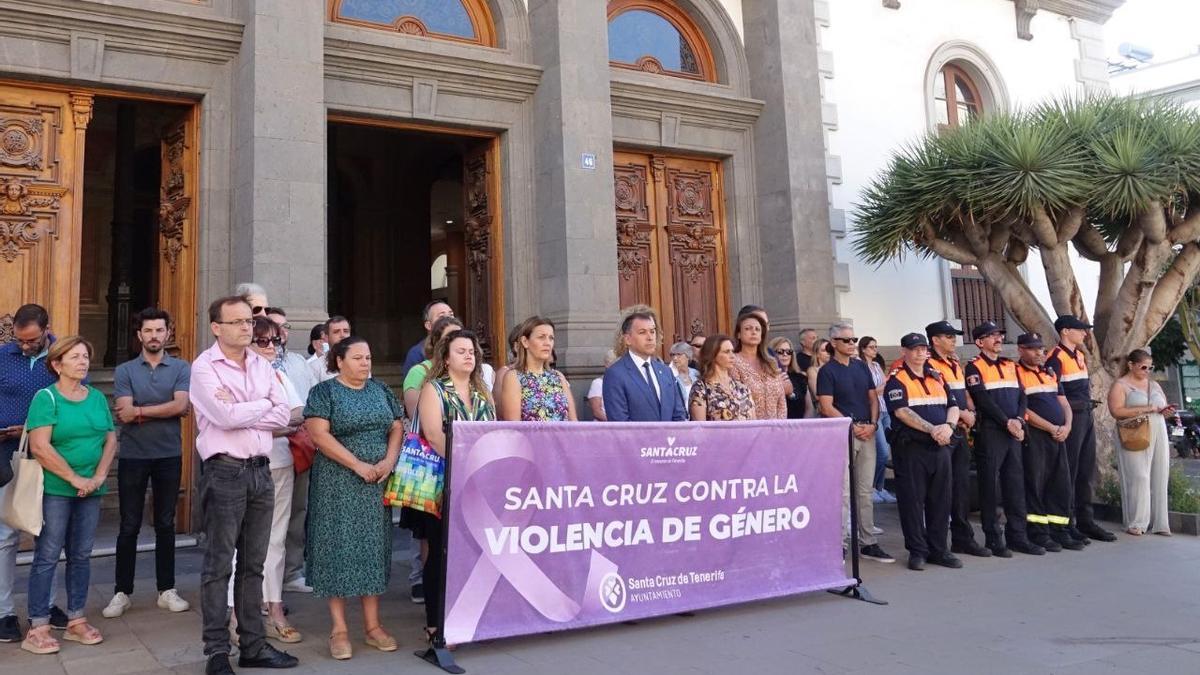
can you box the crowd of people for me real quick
[0,288,1176,671]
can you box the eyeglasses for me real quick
[15,336,45,347]
[278,322,292,330]
[252,337,283,348]
[832,337,858,344]
[216,319,255,327]
[776,348,794,355]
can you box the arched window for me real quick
[607,0,716,82]
[935,63,984,128]
[329,0,496,47]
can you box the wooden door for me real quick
[462,139,503,362]
[158,108,200,531]
[613,151,727,350]
[0,86,91,340]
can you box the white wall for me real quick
[822,0,1095,343]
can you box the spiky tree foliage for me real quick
[853,95,1200,374]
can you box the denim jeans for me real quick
[115,457,182,595]
[873,409,892,491]
[28,495,100,627]
[199,459,274,658]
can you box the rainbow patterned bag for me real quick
[384,403,445,517]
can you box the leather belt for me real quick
[205,454,269,468]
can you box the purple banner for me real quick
[444,419,853,644]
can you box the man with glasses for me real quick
[191,296,297,673]
[102,308,192,620]
[1047,315,1116,543]
[0,304,68,641]
[965,321,1043,557]
[817,323,894,563]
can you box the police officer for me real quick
[1016,333,1085,552]
[884,333,963,571]
[1046,315,1117,543]
[925,320,990,558]
[964,321,1044,557]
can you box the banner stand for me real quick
[828,427,887,606]
[415,420,466,674]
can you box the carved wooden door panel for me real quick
[463,139,501,361]
[613,151,727,350]
[0,86,90,341]
[158,109,199,359]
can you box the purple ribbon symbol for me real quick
[445,429,618,644]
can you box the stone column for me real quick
[229,0,326,324]
[742,0,840,333]
[528,0,619,372]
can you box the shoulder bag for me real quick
[383,381,449,517]
[1116,382,1151,451]
[1,390,51,535]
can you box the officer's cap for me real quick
[971,321,1004,341]
[924,320,963,338]
[1017,333,1044,348]
[900,333,929,349]
[1054,315,1093,332]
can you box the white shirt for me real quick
[307,352,336,384]
[628,352,662,401]
[269,371,304,470]
[588,376,605,417]
[280,349,314,403]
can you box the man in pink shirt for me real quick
[190,296,297,674]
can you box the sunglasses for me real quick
[1135,364,1151,371]
[252,306,265,315]
[690,343,704,349]
[776,348,794,355]
[832,337,858,344]
[252,336,282,348]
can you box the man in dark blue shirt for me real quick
[401,300,453,378]
[0,304,67,641]
[817,323,894,564]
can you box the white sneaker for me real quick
[157,589,190,613]
[870,525,884,535]
[102,592,131,618]
[282,577,313,594]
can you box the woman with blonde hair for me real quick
[1106,349,1172,536]
[499,316,577,422]
[730,313,787,419]
[805,339,832,419]
[770,336,807,419]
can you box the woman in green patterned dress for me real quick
[414,329,495,645]
[303,336,404,660]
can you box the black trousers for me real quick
[1022,427,1072,540]
[115,456,182,595]
[892,436,952,558]
[948,434,978,547]
[974,423,1029,545]
[411,510,444,630]
[1064,406,1097,528]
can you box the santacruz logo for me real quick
[640,435,698,460]
[599,572,627,613]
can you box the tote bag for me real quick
[383,395,446,517]
[0,391,49,536]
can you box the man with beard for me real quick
[102,308,192,619]
[0,304,68,641]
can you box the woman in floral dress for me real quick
[498,316,577,422]
[689,335,756,421]
[730,312,787,419]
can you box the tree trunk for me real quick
[1089,368,1118,489]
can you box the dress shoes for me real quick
[926,552,963,569]
[1078,523,1116,542]
[1033,536,1062,553]
[907,555,925,571]
[951,541,993,557]
[1066,527,1091,545]
[1008,539,1046,556]
[987,543,1013,558]
[206,654,235,675]
[238,643,299,669]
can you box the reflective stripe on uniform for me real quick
[1023,384,1058,395]
[983,380,1019,390]
[1059,372,1089,382]
[1026,514,1050,524]
[1047,515,1070,525]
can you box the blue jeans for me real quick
[874,409,892,491]
[28,495,100,626]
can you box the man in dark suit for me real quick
[602,311,687,422]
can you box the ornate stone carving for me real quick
[0,314,12,345]
[1014,0,1039,40]
[69,92,94,130]
[0,118,44,170]
[636,56,665,74]
[395,16,428,36]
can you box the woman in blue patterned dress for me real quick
[497,316,577,422]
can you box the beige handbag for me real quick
[1116,415,1150,451]
[1,422,44,536]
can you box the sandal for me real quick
[1125,527,1144,536]
[365,625,397,652]
[20,626,60,655]
[266,620,302,644]
[64,618,103,645]
[1153,530,1173,537]
[329,630,352,660]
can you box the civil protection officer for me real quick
[925,320,990,558]
[884,333,963,571]
[1046,315,1117,543]
[964,321,1044,557]
[1016,333,1085,552]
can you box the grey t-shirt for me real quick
[113,353,190,460]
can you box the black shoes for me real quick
[1033,536,1063,553]
[206,654,235,675]
[0,614,21,642]
[48,605,68,630]
[239,643,299,669]
[1051,530,1086,550]
[860,544,896,563]
[1078,523,1117,542]
[1009,539,1046,556]
[987,543,1013,558]
[1067,527,1092,545]
[907,555,925,571]
[927,552,964,569]
[411,583,425,604]
[951,541,993,558]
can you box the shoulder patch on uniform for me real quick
[888,389,904,401]
[966,374,981,386]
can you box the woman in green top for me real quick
[401,315,463,418]
[413,329,495,647]
[23,336,116,655]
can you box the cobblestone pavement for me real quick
[2,508,1197,675]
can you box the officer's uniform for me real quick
[1015,334,1076,548]
[925,320,983,554]
[964,322,1034,554]
[1045,314,1114,541]
[884,339,958,564]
